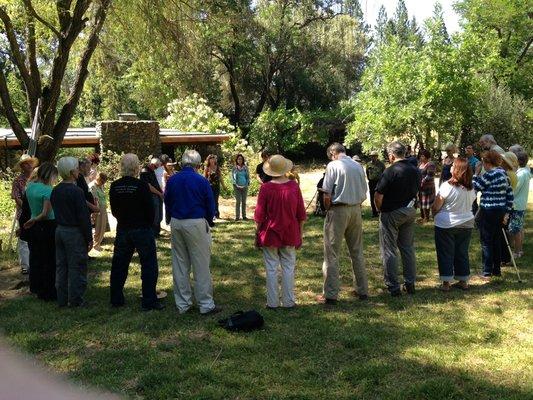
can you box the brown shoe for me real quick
[451,281,469,290]
[439,282,451,291]
[316,294,337,305]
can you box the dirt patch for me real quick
[0,254,29,300]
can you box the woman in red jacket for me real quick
[254,155,306,309]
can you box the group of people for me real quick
[9,132,530,312]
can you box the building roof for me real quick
[0,127,230,149]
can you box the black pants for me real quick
[28,220,57,301]
[212,185,220,218]
[369,180,379,217]
[110,228,159,307]
[477,209,505,276]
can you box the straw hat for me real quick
[15,154,38,170]
[369,151,379,156]
[352,155,361,162]
[262,154,293,177]
[502,151,519,171]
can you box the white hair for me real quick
[121,153,140,177]
[181,150,201,167]
[57,157,79,180]
[480,134,496,144]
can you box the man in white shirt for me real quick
[317,143,369,304]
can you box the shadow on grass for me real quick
[0,209,531,399]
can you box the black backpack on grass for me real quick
[218,310,264,332]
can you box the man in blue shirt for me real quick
[164,150,220,315]
[465,145,480,172]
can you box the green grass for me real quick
[0,207,532,400]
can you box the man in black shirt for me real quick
[140,162,164,238]
[256,150,272,183]
[374,141,421,297]
[109,153,164,311]
[76,158,99,213]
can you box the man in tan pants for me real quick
[317,143,369,304]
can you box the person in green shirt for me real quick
[89,172,109,251]
[24,162,58,301]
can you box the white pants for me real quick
[262,246,296,308]
[170,218,215,314]
[18,239,29,271]
[16,220,29,271]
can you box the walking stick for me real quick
[502,228,523,283]
[305,189,318,212]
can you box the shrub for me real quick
[162,94,235,134]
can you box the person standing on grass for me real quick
[317,143,369,305]
[440,143,456,185]
[89,172,108,251]
[76,158,99,213]
[11,154,37,275]
[256,150,272,183]
[165,150,221,316]
[51,157,92,307]
[417,149,436,224]
[465,145,479,172]
[254,155,306,309]
[140,159,164,238]
[366,151,385,218]
[204,154,225,219]
[87,153,100,183]
[109,154,164,311]
[432,157,476,291]
[508,151,530,259]
[374,141,421,297]
[24,162,59,301]
[232,154,250,221]
[473,150,514,280]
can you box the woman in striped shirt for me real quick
[473,150,514,279]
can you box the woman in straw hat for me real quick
[254,155,306,309]
[11,154,38,274]
[499,151,519,265]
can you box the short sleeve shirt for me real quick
[256,162,272,183]
[25,182,55,220]
[376,160,421,212]
[434,182,475,228]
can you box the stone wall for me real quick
[97,120,161,161]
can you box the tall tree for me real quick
[0,0,112,161]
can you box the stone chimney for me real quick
[117,113,139,122]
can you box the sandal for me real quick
[439,282,451,291]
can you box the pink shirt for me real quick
[254,180,306,248]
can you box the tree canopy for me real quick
[1,0,531,159]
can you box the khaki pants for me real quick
[262,246,296,308]
[322,204,368,299]
[170,218,216,314]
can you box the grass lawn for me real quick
[0,200,532,399]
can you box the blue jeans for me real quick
[435,227,472,281]
[55,225,87,307]
[111,228,159,307]
[379,207,417,292]
[477,209,505,276]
